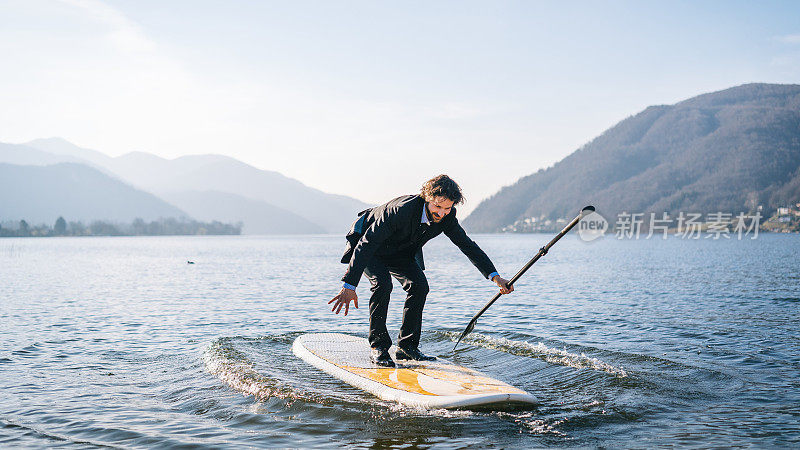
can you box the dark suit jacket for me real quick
[341,195,498,287]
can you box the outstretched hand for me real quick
[329,287,358,316]
[493,276,514,295]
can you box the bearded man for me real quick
[329,174,513,367]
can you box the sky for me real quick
[1,0,799,214]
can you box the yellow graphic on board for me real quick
[343,364,527,397]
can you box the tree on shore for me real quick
[54,216,67,235]
[132,218,147,235]
[19,220,30,237]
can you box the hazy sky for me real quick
[2,1,799,213]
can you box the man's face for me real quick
[426,196,454,223]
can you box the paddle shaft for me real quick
[453,206,593,351]
[474,212,584,317]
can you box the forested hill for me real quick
[463,83,800,232]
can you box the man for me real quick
[329,174,514,367]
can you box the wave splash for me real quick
[203,336,317,404]
[447,332,628,378]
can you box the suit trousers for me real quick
[363,256,429,351]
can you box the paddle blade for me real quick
[452,318,477,352]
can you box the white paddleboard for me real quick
[292,333,537,409]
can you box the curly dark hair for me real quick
[420,174,464,205]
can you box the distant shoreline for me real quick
[0,217,241,238]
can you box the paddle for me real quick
[452,205,595,352]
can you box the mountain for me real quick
[100,153,368,233]
[25,137,115,167]
[22,140,370,233]
[159,190,324,234]
[0,141,85,166]
[0,163,187,224]
[464,83,800,232]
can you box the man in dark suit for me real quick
[329,174,514,367]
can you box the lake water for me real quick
[1,234,798,447]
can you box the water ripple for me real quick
[444,331,628,377]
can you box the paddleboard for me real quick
[292,333,537,409]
